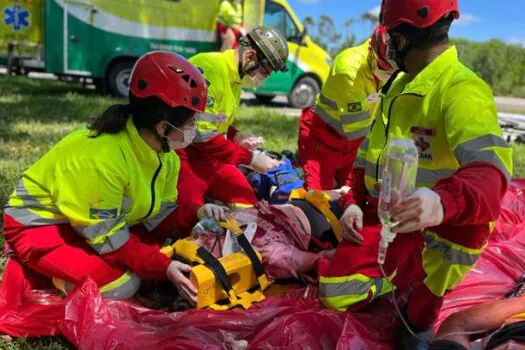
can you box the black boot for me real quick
[395,321,434,350]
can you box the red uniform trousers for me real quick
[298,107,364,191]
[174,130,257,236]
[2,213,175,291]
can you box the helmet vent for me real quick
[191,96,200,107]
[189,79,198,88]
[417,6,430,19]
[138,79,148,91]
[181,74,191,83]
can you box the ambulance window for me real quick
[264,1,299,43]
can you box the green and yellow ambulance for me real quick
[0,0,331,108]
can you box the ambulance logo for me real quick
[3,3,30,32]
[410,126,435,161]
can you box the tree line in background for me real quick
[304,15,525,98]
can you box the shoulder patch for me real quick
[348,102,362,113]
[206,96,215,107]
[90,208,118,220]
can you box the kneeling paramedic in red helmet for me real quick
[2,52,213,306]
[317,0,513,348]
[298,25,395,191]
[176,26,289,227]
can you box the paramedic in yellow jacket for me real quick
[298,25,395,191]
[217,0,245,51]
[176,26,289,230]
[2,52,221,305]
[318,0,513,348]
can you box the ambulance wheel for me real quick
[254,94,275,104]
[288,76,320,109]
[107,61,134,99]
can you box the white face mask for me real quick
[374,66,392,82]
[163,122,196,150]
[242,70,267,88]
[242,59,269,89]
[371,58,392,82]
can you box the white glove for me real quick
[340,204,364,244]
[390,188,444,234]
[234,132,265,151]
[166,261,197,305]
[197,203,230,221]
[250,151,281,173]
[325,186,352,201]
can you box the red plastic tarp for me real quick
[0,180,524,349]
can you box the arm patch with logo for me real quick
[348,102,362,113]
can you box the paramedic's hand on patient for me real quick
[250,151,281,173]
[390,188,444,233]
[167,261,197,305]
[340,204,364,244]
[197,203,229,222]
[233,132,265,151]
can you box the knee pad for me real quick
[53,271,141,300]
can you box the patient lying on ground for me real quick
[190,200,338,281]
[138,197,341,310]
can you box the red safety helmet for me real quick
[129,51,207,113]
[370,24,395,72]
[380,0,460,30]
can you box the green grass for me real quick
[0,337,73,350]
[235,106,299,152]
[0,75,524,348]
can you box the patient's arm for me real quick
[435,296,525,349]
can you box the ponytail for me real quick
[89,104,131,137]
[89,96,196,138]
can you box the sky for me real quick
[288,0,525,46]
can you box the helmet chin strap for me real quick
[389,34,412,73]
[238,37,262,79]
[238,39,249,79]
[238,60,245,79]
[159,137,170,153]
[155,124,171,153]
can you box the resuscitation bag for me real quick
[243,150,304,204]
